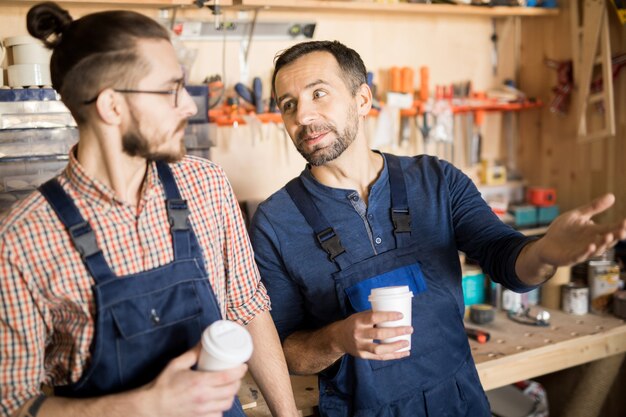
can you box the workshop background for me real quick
[0,1,625,417]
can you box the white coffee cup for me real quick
[368,285,413,352]
[7,64,51,87]
[197,320,254,371]
[4,35,51,65]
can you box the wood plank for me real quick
[0,0,192,6]
[575,0,604,137]
[471,309,626,390]
[231,0,560,17]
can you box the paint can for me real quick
[588,259,620,314]
[502,289,523,312]
[561,283,589,315]
[613,291,626,320]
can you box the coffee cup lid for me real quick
[202,320,253,365]
[369,286,412,299]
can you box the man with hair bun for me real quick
[0,3,298,417]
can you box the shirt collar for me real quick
[300,151,390,199]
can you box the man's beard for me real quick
[122,108,187,163]
[295,105,359,167]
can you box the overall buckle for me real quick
[391,208,411,233]
[68,222,101,259]
[316,227,346,261]
[166,199,190,231]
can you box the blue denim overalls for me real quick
[39,161,246,416]
[285,154,491,417]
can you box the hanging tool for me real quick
[366,71,381,110]
[234,76,265,114]
[469,111,483,166]
[490,18,498,76]
[252,77,264,115]
[416,66,430,155]
[234,82,254,107]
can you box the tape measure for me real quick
[469,304,495,325]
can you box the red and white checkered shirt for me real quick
[0,150,269,417]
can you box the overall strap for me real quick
[285,178,351,269]
[39,179,116,284]
[155,161,193,260]
[384,153,413,248]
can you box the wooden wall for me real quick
[518,0,626,223]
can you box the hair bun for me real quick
[27,2,73,48]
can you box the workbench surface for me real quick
[238,308,626,416]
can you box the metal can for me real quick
[502,289,523,312]
[561,283,589,315]
[588,260,620,314]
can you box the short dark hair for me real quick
[272,40,367,97]
[27,2,170,124]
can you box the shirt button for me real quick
[351,195,359,202]
[375,237,382,245]
[368,214,373,219]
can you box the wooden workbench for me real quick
[239,309,626,416]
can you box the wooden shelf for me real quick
[0,0,191,7]
[0,0,559,14]
[230,0,559,17]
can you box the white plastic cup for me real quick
[7,64,51,87]
[368,286,413,352]
[197,320,254,371]
[4,35,51,65]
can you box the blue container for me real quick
[537,205,559,225]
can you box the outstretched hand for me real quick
[535,194,626,266]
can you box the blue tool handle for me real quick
[234,83,254,105]
[366,71,374,88]
[253,77,264,114]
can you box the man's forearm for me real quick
[515,240,557,286]
[282,321,344,375]
[245,311,298,417]
[11,389,147,417]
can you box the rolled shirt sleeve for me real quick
[217,170,270,324]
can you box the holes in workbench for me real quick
[516,346,526,351]
[524,332,533,337]
[488,353,497,358]
[576,320,584,325]
[595,325,604,330]
[544,339,552,344]
[550,326,559,331]
[496,339,505,344]
[570,332,579,336]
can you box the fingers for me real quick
[362,325,413,341]
[358,340,412,360]
[167,344,202,371]
[368,311,405,325]
[577,193,615,217]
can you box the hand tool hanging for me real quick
[417,66,432,155]
[491,18,498,76]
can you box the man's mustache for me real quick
[297,124,335,143]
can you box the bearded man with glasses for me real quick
[0,3,298,417]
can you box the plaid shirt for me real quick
[0,150,269,417]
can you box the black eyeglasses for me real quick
[83,79,186,107]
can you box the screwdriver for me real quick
[465,327,490,344]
